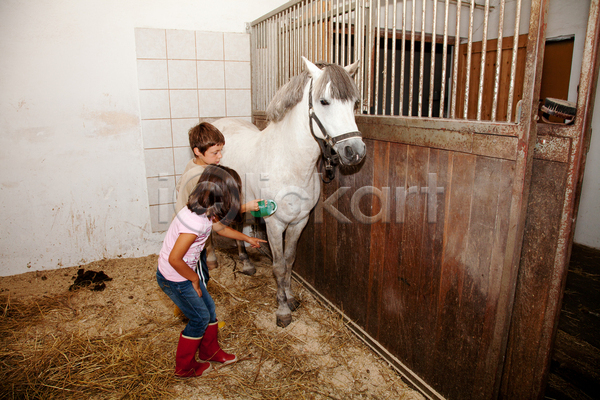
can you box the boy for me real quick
[174,122,261,271]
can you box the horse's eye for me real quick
[320,99,330,106]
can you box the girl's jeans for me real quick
[156,264,216,338]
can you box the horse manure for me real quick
[69,268,112,291]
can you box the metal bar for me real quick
[319,0,327,62]
[359,0,366,111]
[305,0,309,62]
[323,0,328,63]
[293,3,297,75]
[450,0,461,118]
[429,0,439,117]
[289,8,292,82]
[268,19,272,103]
[439,0,450,117]
[366,0,373,114]
[491,0,506,121]
[330,0,334,62]
[382,0,389,114]
[418,0,426,117]
[476,0,490,120]
[250,25,255,112]
[298,3,301,74]
[342,0,347,65]
[447,0,492,11]
[400,0,406,116]
[507,0,522,122]
[390,0,398,115]
[336,0,340,63]
[260,22,269,110]
[409,0,415,116]
[308,0,317,62]
[353,0,359,65]
[462,0,475,119]
[278,12,283,87]
[375,0,381,114]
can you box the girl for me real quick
[157,165,266,377]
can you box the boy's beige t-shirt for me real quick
[174,159,205,215]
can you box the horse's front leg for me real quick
[235,223,258,275]
[265,220,290,327]
[281,217,309,312]
[236,239,256,275]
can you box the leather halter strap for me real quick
[307,79,361,183]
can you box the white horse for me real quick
[213,57,366,327]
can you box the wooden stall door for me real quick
[294,2,550,399]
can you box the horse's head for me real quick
[303,57,367,168]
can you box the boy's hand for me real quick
[247,237,268,248]
[244,199,263,213]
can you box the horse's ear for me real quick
[344,59,360,77]
[302,56,323,79]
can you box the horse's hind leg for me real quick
[236,239,256,276]
[281,217,309,312]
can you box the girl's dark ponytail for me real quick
[187,165,242,225]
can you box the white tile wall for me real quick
[135,28,252,232]
[199,89,226,117]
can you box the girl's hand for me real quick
[191,279,203,298]
[247,237,268,248]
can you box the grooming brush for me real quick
[540,97,577,124]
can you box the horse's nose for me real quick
[344,145,355,158]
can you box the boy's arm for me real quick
[241,199,262,214]
[213,222,267,248]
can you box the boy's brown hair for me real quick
[189,122,225,155]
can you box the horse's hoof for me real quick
[240,265,256,276]
[276,314,292,327]
[287,298,301,311]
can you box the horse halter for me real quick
[308,78,361,183]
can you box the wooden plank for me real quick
[533,135,571,163]
[312,165,340,302]
[356,114,522,137]
[472,159,515,395]
[433,152,476,398]
[457,157,508,399]
[379,142,409,357]
[472,133,518,160]
[414,148,449,379]
[500,158,569,398]
[367,140,390,336]
[359,122,474,154]
[397,145,429,371]
[335,143,375,327]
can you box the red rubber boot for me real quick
[175,332,212,377]
[197,321,237,365]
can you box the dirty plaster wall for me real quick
[0,0,289,277]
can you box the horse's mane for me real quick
[266,63,359,122]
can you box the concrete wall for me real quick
[0,0,288,276]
